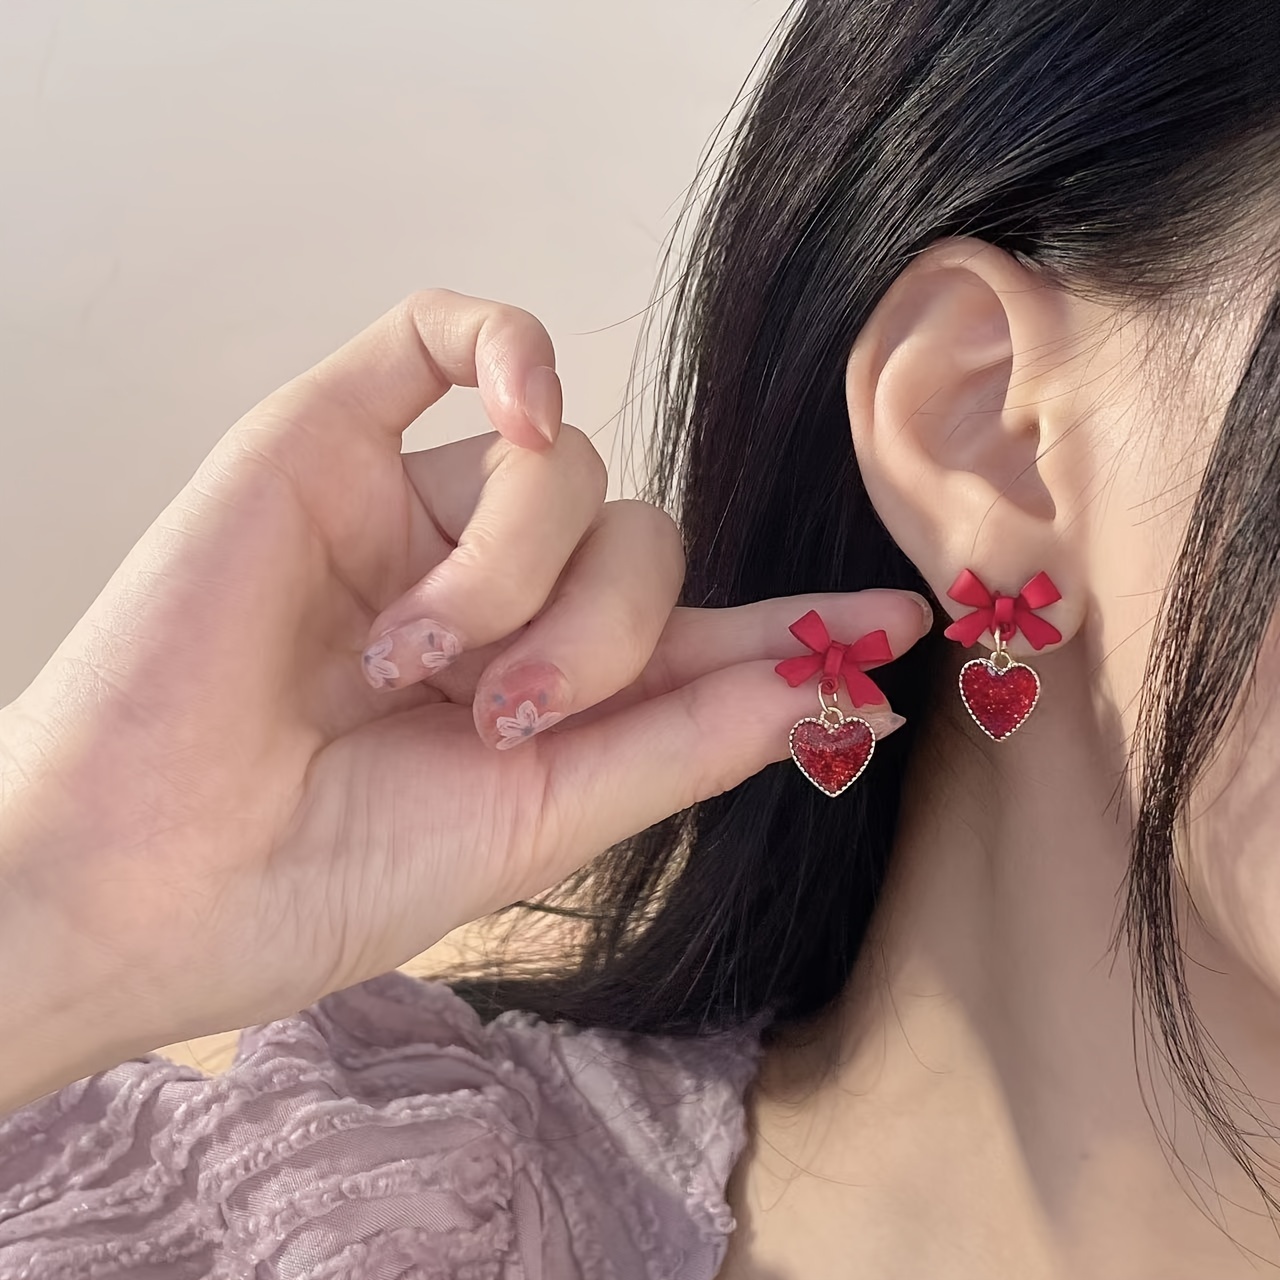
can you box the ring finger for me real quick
[470,499,685,749]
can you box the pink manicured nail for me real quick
[909,593,935,631]
[523,365,562,445]
[362,619,461,690]
[863,708,907,737]
[479,660,568,749]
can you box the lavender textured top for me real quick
[0,972,762,1278]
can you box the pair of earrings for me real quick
[777,569,1061,797]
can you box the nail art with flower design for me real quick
[478,660,569,749]
[361,635,400,689]
[494,699,564,749]
[362,619,461,690]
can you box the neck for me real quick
[731,644,1280,1280]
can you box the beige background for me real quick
[1,1,787,1069]
[0,0,786,706]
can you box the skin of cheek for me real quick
[1052,311,1177,779]
[1180,614,1280,996]
[1089,291,1280,998]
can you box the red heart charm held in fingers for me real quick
[959,658,1041,741]
[789,716,875,797]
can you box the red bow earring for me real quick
[943,569,1062,741]
[774,610,892,796]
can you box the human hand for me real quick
[0,291,931,1102]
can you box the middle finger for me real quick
[469,498,686,749]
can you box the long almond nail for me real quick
[479,660,568,749]
[863,708,907,737]
[909,592,935,631]
[362,619,461,690]
[524,365,562,445]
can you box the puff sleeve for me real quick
[0,972,760,1279]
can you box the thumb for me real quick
[539,659,906,867]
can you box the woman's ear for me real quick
[846,237,1100,651]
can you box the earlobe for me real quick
[846,237,1089,651]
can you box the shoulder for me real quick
[0,971,762,1279]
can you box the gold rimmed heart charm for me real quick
[959,655,1041,741]
[789,713,876,796]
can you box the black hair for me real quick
[455,0,1280,1203]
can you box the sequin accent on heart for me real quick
[959,658,1041,741]
[789,715,876,796]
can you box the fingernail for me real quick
[523,365,562,445]
[909,592,935,631]
[478,659,569,750]
[864,708,907,738]
[362,619,461,690]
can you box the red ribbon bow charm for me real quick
[774,610,892,707]
[942,570,1062,651]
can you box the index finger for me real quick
[267,288,563,451]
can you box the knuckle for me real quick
[556,502,686,681]
[403,287,462,317]
[676,681,736,801]
[451,533,553,620]
[600,599,660,681]
[403,290,552,355]
[396,291,456,378]
[555,425,609,504]
[490,300,544,333]
[612,499,686,581]
[479,301,554,355]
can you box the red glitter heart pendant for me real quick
[789,715,876,796]
[959,658,1041,741]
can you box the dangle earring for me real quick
[774,610,893,796]
[943,569,1062,741]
